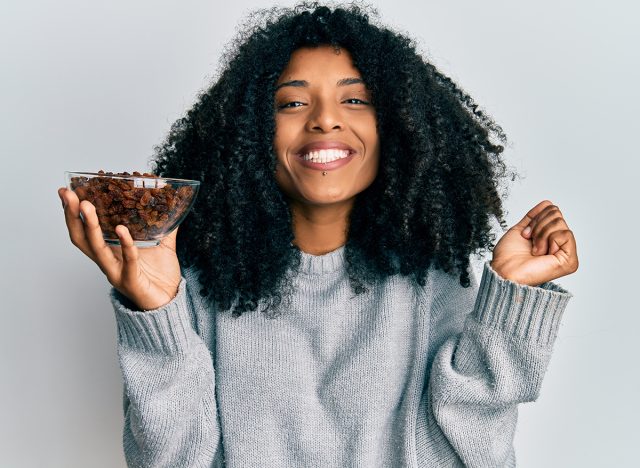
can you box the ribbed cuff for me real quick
[110,278,196,354]
[472,262,573,347]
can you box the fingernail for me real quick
[532,246,538,254]
[523,226,531,236]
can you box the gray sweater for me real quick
[110,245,572,467]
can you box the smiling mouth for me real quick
[295,149,356,171]
[300,149,352,163]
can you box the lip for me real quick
[295,140,357,157]
[293,140,358,172]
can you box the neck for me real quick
[289,199,353,255]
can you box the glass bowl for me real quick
[65,171,200,247]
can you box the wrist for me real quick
[136,291,180,312]
[489,261,541,287]
[115,286,180,312]
[489,259,518,283]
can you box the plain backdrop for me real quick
[2,0,638,466]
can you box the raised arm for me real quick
[59,187,222,466]
[425,263,571,467]
[112,278,222,467]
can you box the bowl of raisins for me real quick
[65,170,200,247]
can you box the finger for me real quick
[59,187,95,260]
[527,205,564,242]
[515,200,554,231]
[523,204,560,238]
[116,225,141,285]
[79,200,120,279]
[58,187,65,208]
[532,216,568,255]
[547,229,579,271]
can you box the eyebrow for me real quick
[275,77,365,91]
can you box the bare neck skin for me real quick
[288,198,353,255]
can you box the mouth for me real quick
[294,141,358,172]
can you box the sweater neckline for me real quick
[295,244,346,275]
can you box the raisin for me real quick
[70,171,194,242]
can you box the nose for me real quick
[305,100,343,133]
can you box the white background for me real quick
[2,1,638,466]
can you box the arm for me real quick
[111,277,222,468]
[58,188,222,465]
[427,262,571,467]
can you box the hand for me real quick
[58,187,182,310]
[490,200,579,286]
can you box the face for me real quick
[273,46,380,208]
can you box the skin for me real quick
[491,200,579,286]
[273,46,380,255]
[57,188,181,310]
[57,47,578,310]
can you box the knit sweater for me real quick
[110,245,572,468]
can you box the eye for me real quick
[277,101,306,109]
[343,98,370,105]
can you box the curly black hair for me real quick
[151,1,513,317]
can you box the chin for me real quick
[302,188,352,203]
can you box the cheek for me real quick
[273,114,299,143]
[363,152,380,181]
[354,113,379,145]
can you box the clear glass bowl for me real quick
[65,171,200,247]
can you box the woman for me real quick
[58,3,578,467]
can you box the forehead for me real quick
[277,46,362,83]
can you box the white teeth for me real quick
[302,149,350,163]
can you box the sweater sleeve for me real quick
[426,262,572,468]
[110,277,222,468]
